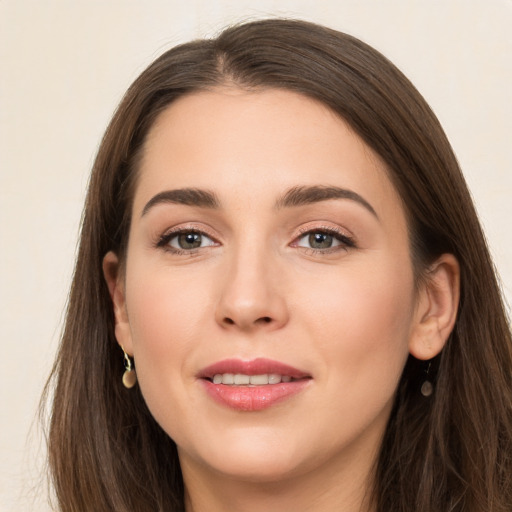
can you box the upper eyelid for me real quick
[297,226,343,235]
[155,226,220,252]
[155,222,355,246]
[159,223,219,239]
[295,224,354,239]
[166,230,216,242]
[292,225,357,249]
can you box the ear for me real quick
[409,254,460,360]
[103,251,133,355]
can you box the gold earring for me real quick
[122,350,137,389]
[421,362,433,397]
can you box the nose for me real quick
[215,248,289,332]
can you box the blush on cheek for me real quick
[127,268,205,345]
[308,269,413,384]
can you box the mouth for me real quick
[210,373,299,385]
[198,358,312,411]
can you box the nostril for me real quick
[222,316,272,326]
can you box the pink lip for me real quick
[198,358,310,379]
[198,358,312,412]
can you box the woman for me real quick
[44,19,512,511]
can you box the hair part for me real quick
[42,18,512,511]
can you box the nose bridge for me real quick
[215,234,288,331]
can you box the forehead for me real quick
[134,87,404,222]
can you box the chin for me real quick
[207,454,304,484]
[179,427,311,483]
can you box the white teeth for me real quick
[268,373,281,384]
[211,373,295,385]
[223,373,234,385]
[250,374,269,385]
[234,374,250,385]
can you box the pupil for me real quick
[179,232,202,249]
[309,232,333,249]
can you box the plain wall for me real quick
[1,1,511,510]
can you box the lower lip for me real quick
[201,379,311,411]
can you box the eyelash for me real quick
[293,226,356,254]
[155,226,356,256]
[156,227,219,255]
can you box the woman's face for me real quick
[110,88,423,485]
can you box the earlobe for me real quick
[409,254,460,360]
[102,251,134,354]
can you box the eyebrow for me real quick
[141,188,220,216]
[274,185,378,218]
[141,184,377,219]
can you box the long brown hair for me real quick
[43,19,512,511]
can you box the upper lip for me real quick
[197,358,311,380]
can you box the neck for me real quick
[181,442,378,512]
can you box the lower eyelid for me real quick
[293,229,356,248]
[157,225,219,245]
[155,225,355,254]
[168,232,216,249]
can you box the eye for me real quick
[159,229,217,252]
[298,232,337,250]
[295,229,355,251]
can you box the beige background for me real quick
[1,1,511,510]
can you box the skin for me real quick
[104,88,459,512]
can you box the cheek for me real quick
[123,267,213,402]
[126,261,212,342]
[299,257,415,392]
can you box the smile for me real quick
[211,373,295,385]
[199,358,312,411]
